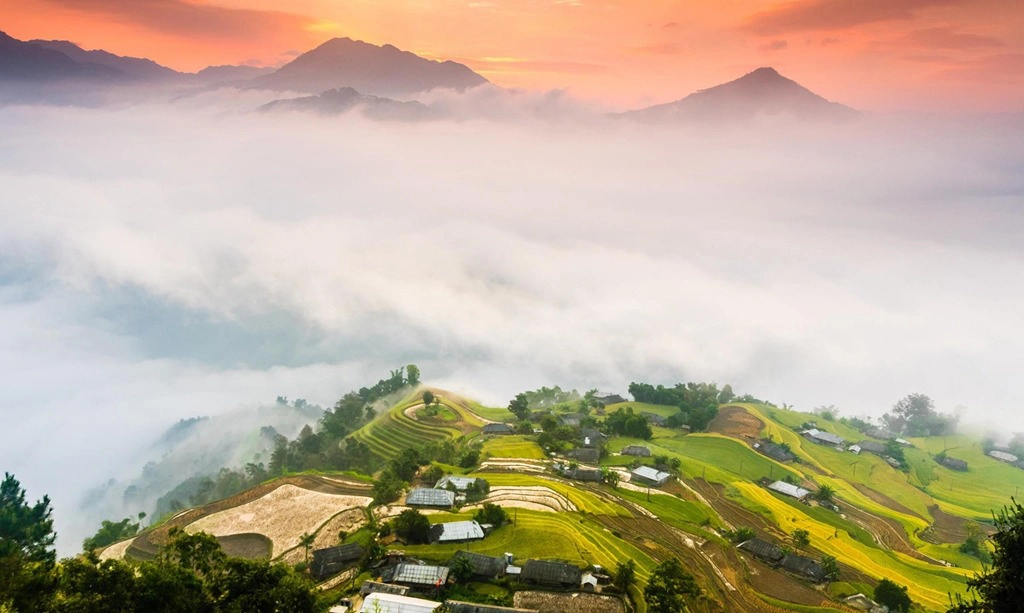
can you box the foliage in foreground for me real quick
[947,499,1024,613]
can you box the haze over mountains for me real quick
[0,30,857,121]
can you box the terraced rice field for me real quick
[468,485,577,513]
[472,472,631,517]
[352,392,485,463]
[481,436,546,459]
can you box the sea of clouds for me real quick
[1,90,1022,552]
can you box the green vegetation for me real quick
[481,436,545,459]
[643,558,701,613]
[82,516,142,552]
[875,578,912,613]
[948,499,1024,613]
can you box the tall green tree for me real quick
[875,578,912,613]
[948,499,1024,612]
[406,364,420,386]
[612,559,636,593]
[791,529,810,551]
[508,393,530,421]
[643,558,701,612]
[392,509,431,545]
[0,473,57,612]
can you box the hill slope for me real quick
[248,37,488,97]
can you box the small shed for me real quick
[310,543,365,580]
[755,440,796,463]
[641,412,667,427]
[621,445,651,457]
[803,429,845,448]
[737,538,784,563]
[856,440,886,455]
[429,521,485,544]
[631,466,671,487]
[520,560,583,588]
[406,488,456,508]
[768,481,810,500]
[580,571,599,592]
[384,563,450,590]
[989,450,1019,463]
[450,551,506,579]
[483,423,515,435]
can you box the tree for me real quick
[406,364,420,386]
[602,468,620,489]
[959,521,991,564]
[814,485,836,505]
[644,558,701,612]
[612,559,636,592]
[0,473,56,613]
[299,532,315,563]
[948,499,1024,613]
[160,528,226,579]
[883,393,958,437]
[422,464,445,485]
[82,517,140,552]
[393,509,432,544]
[791,529,810,551]
[372,470,405,505]
[820,554,840,583]
[474,503,508,527]
[450,555,474,583]
[508,393,530,421]
[718,384,735,404]
[422,390,436,407]
[875,578,912,613]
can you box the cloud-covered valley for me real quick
[1,97,1022,552]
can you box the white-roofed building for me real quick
[435,476,486,491]
[406,488,456,508]
[631,466,671,486]
[989,450,1019,463]
[768,481,810,500]
[429,520,485,544]
[359,593,441,613]
[803,428,845,448]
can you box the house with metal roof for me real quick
[450,551,506,579]
[310,543,364,580]
[560,466,603,482]
[520,560,583,588]
[631,466,671,487]
[780,554,825,582]
[580,571,599,592]
[359,593,441,613]
[435,476,488,492]
[621,445,651,457]
[641,412,668,427]
[445,601,538,613]
[989,450,1019,463]
[383,563,450,590]
[483,423,515,435]
[768,481,810,500]
[737,538,784,563]
[429,520,485,544]
[406,488,456,508]
[856,440,887,455]
[865,427,893,440]
[360,582,410,597]
[940,456,968,471]
[803,428,845,448]
[567,447,600,464]
[754,440,796,463]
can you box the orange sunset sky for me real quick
[5,0,1024,112]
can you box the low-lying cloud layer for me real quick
[1,96,1022,552]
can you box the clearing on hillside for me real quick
[708,405,764,440]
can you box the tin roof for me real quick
[406,488,456,507]
[387,563,450,587]
[359,593,441,613]
[431,521,485,543]
[768,481,810,499]
[631,466,671,483]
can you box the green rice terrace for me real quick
[97,380,1024,613]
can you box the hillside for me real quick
[626,67,858,123]
[95,387,1024,612]
[248,37,488,97]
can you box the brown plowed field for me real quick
[709,405,764,440]
[124,475,371,561]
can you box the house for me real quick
[754,440,795,463]
[520,560,583,588]
[848,445,862,455]
[884,456,903,469]
[621,445,651,457]
[406,488,456,508]
[780,554,825,582]
[445,601,538,613]
[865,427,893,440]
[940,456,968,471]
[803,428,845,448]
[483,423,515,435]
[310,543,365,580]
[360,582,410,597]
[768,481,810,500]
[359,593,441,613]
[737,538,784,563]
[429,520,485,544]
[435,476,488,492]
[843,594,881,612]
[593,394,627,406]
[561,467,603,483]
[631,466,671,487]
[567,448,600,464]
[895,438,913,447]
[383,563,450,590]
[641,412,667,427]
[856,440,887,456]
[989,450,1019,464]
[557,414,585,427]
[579,428,607,447]
[450,551,506,580]
[580,572,599,592]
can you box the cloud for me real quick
[744,0,963,35]
[1,96,1023,553]
[759,39,789,52]
[40,0,319,41]
[930,52,1024,82]
[892,26,1004,50]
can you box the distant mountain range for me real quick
[626,67,857,122]
[0,31,857,121]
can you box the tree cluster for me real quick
[881,393,958,437]
[603,407,653,440]
[627,381,727,432]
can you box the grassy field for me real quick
[912,435,1024,517]
[481,436,546,460]
[603,402,681,418]
[653,433,803,485]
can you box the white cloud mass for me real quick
[1,97,1022,552]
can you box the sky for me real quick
[1,90,1023,550]
[4,0,1024,111]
